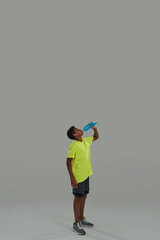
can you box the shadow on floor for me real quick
[53,215,132,240]
[27,214,132,240]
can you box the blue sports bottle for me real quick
[83,122,97,132]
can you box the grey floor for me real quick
[0,200,159,240]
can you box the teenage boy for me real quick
[66,123,99,235]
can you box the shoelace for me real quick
[78,221,82,228]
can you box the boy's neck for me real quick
[76,136,82,142]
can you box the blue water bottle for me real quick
[83,122,97,132]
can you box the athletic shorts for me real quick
[72,177,89,198]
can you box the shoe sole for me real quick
[81,225,94,228]
[72,228,86,235]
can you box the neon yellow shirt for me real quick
[67,136,93,183]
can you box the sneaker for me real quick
[80,217,94,228]
[73,221,86,235]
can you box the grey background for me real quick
[0,0,160,207]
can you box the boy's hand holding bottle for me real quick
[89,121,97,130]
[83,121,97,132]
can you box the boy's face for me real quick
[73,127,83,137]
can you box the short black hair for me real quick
[67,126,76,140]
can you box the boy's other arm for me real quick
[66,158,78,188]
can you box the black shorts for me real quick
[72,177,89,198]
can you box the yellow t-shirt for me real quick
[67,136,93,183]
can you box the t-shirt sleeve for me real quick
[67,143,76,158]
[86,136,93,146]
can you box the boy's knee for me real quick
[74,193,84,198]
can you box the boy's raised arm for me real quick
[92,126,99,139]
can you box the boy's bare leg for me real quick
[79,194,87,220]
[73,196,81,224]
